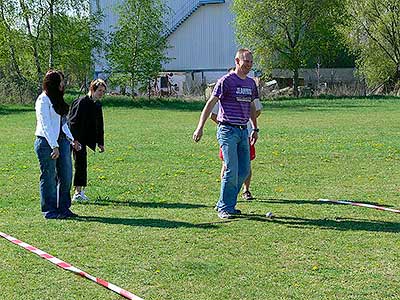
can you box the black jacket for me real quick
[68,95,104,151]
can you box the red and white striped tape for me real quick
[318,199,400,214]
[0,231,144,300]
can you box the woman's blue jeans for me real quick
[34,136,72,218]
[215,124,250,213]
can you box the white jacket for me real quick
[35,92,74,149]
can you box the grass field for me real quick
[0,96,399,300]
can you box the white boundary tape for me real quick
[0,231,144,300]
[318,199,400,214]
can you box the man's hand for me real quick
[51,147,60,159]
[192,128,203,142]
[193,96,218,143]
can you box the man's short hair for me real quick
[235,48,252,59]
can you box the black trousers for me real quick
[73,145,87,187]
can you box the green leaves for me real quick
[340,0,400,89]
[106,0,169,97]
[0,0,99,102]
[232,0,347,96]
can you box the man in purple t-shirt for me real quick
[193,49,259,219]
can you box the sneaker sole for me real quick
[217,213,233,219]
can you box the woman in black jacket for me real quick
[68,79,107,201]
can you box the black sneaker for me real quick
[242,191,255,201]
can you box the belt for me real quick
[218,121,247,130]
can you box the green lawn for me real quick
[0,97,399,300]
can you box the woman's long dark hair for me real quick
[42,70,69,116]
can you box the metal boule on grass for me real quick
[265,212,274,218]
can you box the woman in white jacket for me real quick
[34,70,81,219]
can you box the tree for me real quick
[52,13,104,89]
[19,0,96,90]
[107,0,169,98]
[340,0,400,92]
[0,0,33,101]
[232,0,345,96]
[0,0,103,101]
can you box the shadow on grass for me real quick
[255,198,397,208]
[268,94,400,101]
[3,95,399,115]
[80,197,207,209]
[239,198,323,205]
[0,105,34,115]
[221,214,400,233]
[262,95,400,112]
[100,95,399,112]
[74,215,216,229]
[101,96,205,112]
[100,94,399,113]
[268,216,400,233]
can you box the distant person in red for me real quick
[68,79,107,202]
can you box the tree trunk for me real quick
[148,79,151,100]
[19,0,43,94]
[0,3,27,101]
[11,54,25,103]
[293,68,299,97]
[130,73,135,100]
[48,0,54,68]
[395,65,400,96]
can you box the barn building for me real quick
[90,0,240,94]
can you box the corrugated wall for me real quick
[91,0,118,34]
[164,0,238,71]
[91,0,238,75]
[90,0,118,74]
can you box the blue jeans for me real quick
[215,124,250,213]
[34,136,72,218]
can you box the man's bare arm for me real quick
[193,96,219,142]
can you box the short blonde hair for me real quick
[235,48,252,59]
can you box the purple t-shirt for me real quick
[212,72,259,126]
